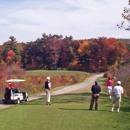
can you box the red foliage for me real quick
[6,56,12,62]
[6,50,15,64]
[68,61,81,70]
[7,50,15,57]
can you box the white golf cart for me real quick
[2,79,29,104]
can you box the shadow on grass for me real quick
[19,92,92,105]
[121,107,130,112]
[59,108,87,111]
[52,92,92,104]
[19,99,44,105]
[18,92,108,105]
[59,107,109,112]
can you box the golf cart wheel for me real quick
[2,101,7,104]
[25,97,29,102]
[16,98,20,104]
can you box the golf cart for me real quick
[2,79,29,104]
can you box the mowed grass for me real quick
[26,70,89,74]
[0,93,130,130]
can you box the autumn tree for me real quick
[59,36,75,69]
[24,42,41,69]
[77,40,90,71]
[2,36,21,65]
[44,34,62,70]
[91,37,127,71]
[77,37,127,72]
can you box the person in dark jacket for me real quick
[89,80,101,110]
[45,77,51,105]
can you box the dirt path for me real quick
[0,73,104,110]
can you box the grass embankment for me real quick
[0,92,130,130]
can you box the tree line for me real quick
[0,34,129,72]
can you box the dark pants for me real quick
[89,94,99,110]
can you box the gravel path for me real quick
[0,73,104,110]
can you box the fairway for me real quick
[0,93,130,130]
[26,70,88,74]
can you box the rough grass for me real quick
[0,93,130,130]
[0,70,90,99]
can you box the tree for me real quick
[43,34,62,70]
[59,36,75,69]
[2,36,21,65]
[77,37,127,72]
[117,1,130,30]
[77,40,90,71]
[17,42,26,69]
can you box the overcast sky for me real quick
[0,0,129,44]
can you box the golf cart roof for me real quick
[6,79,26,83]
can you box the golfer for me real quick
[106,77,115,100]
[45,77,51,105]
[110,81,123,112]
[89,80,101,110]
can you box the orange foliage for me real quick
[78,40,89,54]
[68,61,81,70]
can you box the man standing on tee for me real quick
[89,80,101,110]
[45,77,51,105]
[106,77,115,100]
[110,81,123,113]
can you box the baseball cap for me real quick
[46,77,50,80]
[117,81,121,85]
[95,80,98,84]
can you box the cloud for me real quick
[0,0,129,44]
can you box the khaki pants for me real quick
[89,94,99,110]
[45,89,51,103]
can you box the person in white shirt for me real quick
[110,81,123,112]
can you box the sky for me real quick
[0,0,130,44]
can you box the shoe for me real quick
[89,108,92,110]
[46,102,49,105]
[110,108,114,112]
[117,108,119,113]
